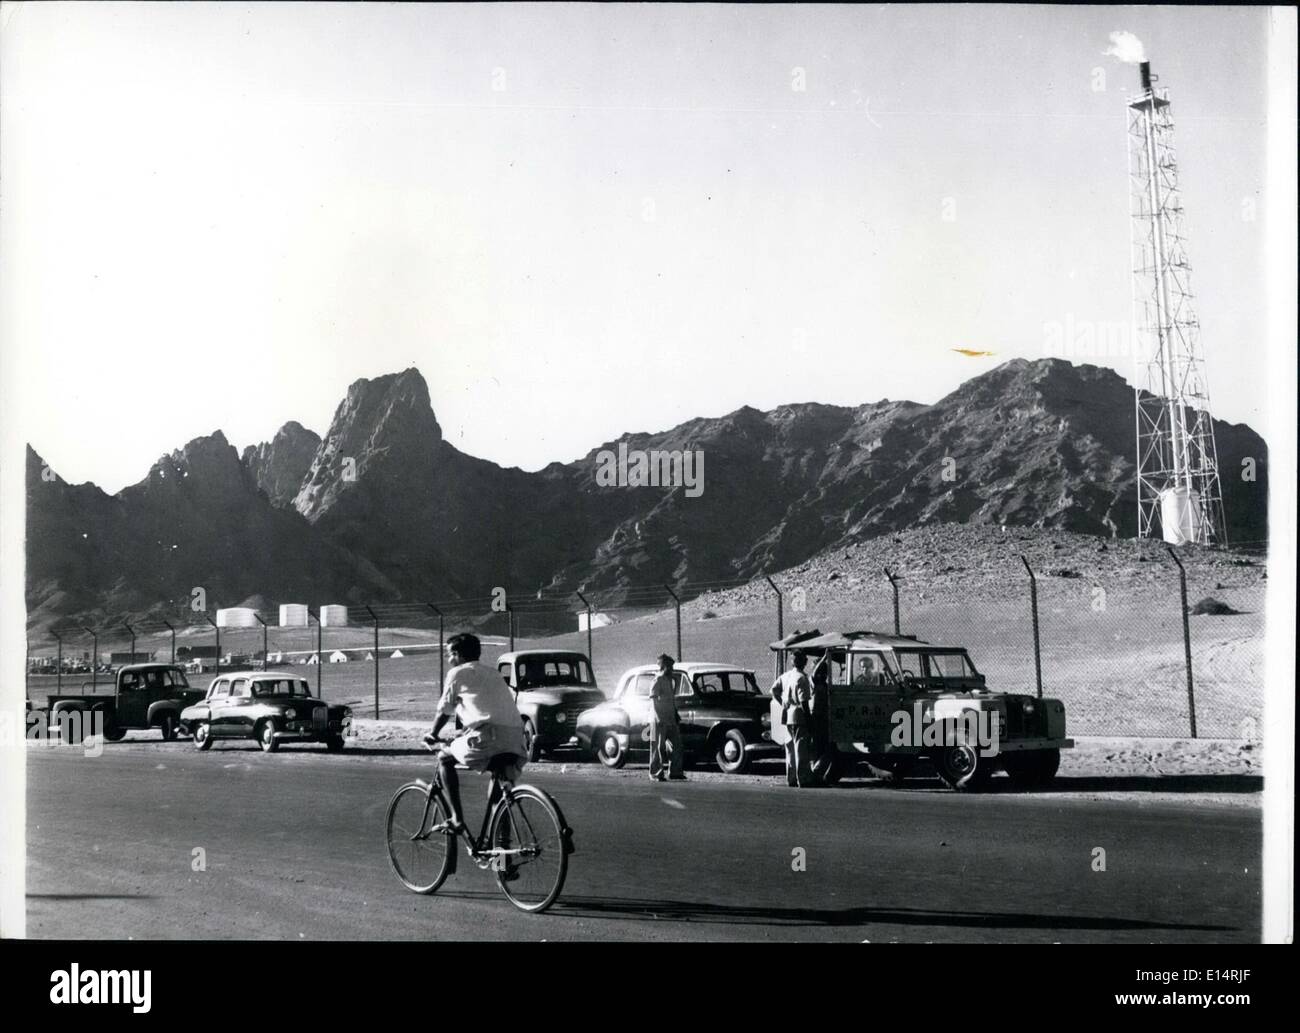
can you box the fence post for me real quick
[663,584,682,661]
[162,619,176,664]
[764,576,783,677]
[883,568,901,635]
[53,631,63,694]
[507,604,515,651]
[309,607,322,696]
[83,626,97,690]
[576,590,593,664]
[365,605,380,720]
[426,603,444,688]
[252,613,268,670]
[204,613,220,679]
[1019,556,1043,699]
[1166,546,1197,738]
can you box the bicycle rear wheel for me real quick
[385,782,454,894]
[488,785,568,913]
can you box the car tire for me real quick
[930,743,991,792]
[98,710,127,742]
[257,720,279,753]
[193,722,213,751]
[715,728,751,775]
[326,734,345,752]
[57,707,84,746]
[521,718,542,763]
[595,730,627,769]
[1004,749,1060,788]
[158,714,178,742]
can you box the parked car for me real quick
[40,663,205,743]
[576,663,782,774]
[495,650,605,761]
[768,629,1074,790]
[178,671,353,752]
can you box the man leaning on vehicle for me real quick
[772,650,815,787]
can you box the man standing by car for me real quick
[771,650,814,787]
[649,654,685,781]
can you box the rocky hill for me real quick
[25,359,1269,630]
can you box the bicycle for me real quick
[384,740,574,913]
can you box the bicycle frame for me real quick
[412,770,541,866]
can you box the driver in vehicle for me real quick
[423,632,529,834]
[853,656,885,686]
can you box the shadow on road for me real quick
[28,893,155,902]
[547,894,1239,933]
[1003,774,1262,795]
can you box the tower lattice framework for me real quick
[1128,66,1227,546]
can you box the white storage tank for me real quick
[216,607,259,629]
[279,603,309,628]
[1160,487,1203,545]
[319,604,349,627]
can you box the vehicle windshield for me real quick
[891,650,979,682]
[516,657,595,689]
[251,678,312,698]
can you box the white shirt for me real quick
[437,661,522,733]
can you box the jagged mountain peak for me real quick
[242,421,322,507]
[292,367,443,522]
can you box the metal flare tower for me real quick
[1128,60,1227,546]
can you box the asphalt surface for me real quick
[26,740,1261,942]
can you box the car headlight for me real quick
[1023,700,1036,715]
[285,708,297,719]
[555,712,567,723]
[761,712,771,727]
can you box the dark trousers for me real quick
[649,717,683,779]
[784,725,814,787]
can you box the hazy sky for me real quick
[1,3,1273,493]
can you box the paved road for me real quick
[26,742,1261,941]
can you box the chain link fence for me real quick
[27,552,1265,737]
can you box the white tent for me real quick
[365,652,374,661]
[389,649,405,659]
[328,650,349,663]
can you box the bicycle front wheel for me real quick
[488,785,568,913]
[385,782,454,895]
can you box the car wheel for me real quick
[715,728,751,774]
[99,711,127,742]
[57,707,84,745]
[326,735,345,752]
[595,730,626,769]
[930,743,991,792]
[1004,749,1060,788]
[193,722,213,751]
[158,715,178,741]
[258,720,279,753]
[521,718,542,762]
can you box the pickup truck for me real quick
[42,663,206,744]
[495,650,607,760]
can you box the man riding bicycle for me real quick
[423,632,530,835]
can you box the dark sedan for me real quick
[575,663,781,774]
